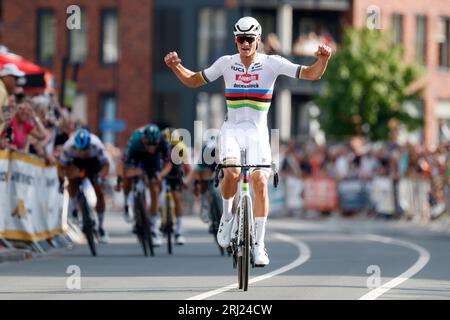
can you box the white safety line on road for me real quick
[186,233,311,300]
[358,234,431,300]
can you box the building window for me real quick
[415,16,427,65]
[154,8,181,72]
[438,17,449,68]
[101,9,119,64]
[197,8,227,69]
[436,100,450,143]
[37,9,56,66]
[69,9,88,64]
[99,94,118,145]
[392,14,403,45]
[153,93,181,128]
[72,93,87,125]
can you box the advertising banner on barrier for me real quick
[268,179,286,215]
[303,177,338,211]
[0,151,64,241]
[370,177,395,215]
[338,179,371,211]
[285,177,303,210]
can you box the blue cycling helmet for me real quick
[143,124,161,145]
[74,128,91,150]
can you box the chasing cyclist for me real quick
[59,128,110,244]
[162,127,192,245]
[116,124,172,246]
[165,16,331,266]
[190,137,219,229]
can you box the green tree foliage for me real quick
[314,27,424,141]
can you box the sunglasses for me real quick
[236,36,256,44]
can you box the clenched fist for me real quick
[164,51,182,68]
[315,44,332,60]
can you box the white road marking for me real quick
[358,234,431,300]
[186,232,311,300]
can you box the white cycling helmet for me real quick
[233,16,262,37]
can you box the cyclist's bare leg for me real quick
[172,190,184,236]
[250,170,269,217]
[173,190,183,217]
[92,181,106,230]
[199,169,213,204]
[65,165,80,216]
[122,167,142,217]
[193,170,201,197]
[250,170,269,247]
[221,158,240,220]
[149,179,161,233]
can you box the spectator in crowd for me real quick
[0,63,25,148]
[293,28,336,57]
[263,32,282,55]
[54,113,78,152]
[29,94,58,164]
[293,32,321,57]
[2,99,50,153]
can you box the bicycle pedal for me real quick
[254,264,266,268]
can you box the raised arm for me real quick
[301,44,332,80]
[164,51,205,88]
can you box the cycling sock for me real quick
[126,192,134,207]
[201,193,209,209]
[176,217,183,235]
[255,217,267,247]
[150,215,159,233]
[69,197,78,213]
[97,212,105,230]
[222,196,235,221]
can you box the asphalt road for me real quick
[1,211,450,300]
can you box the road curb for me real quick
[0,249,34,264]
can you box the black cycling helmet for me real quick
[143,124,161,145]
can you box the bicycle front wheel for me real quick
[79,193,97,257]
[135,193,153,256]
[237,196,251,291]
[165,193,174,255]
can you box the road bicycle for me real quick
[130,174,154,256]
[161,178,177,254]
[73,170,98,256]
[198,177,226,256]
[214,149,278,291]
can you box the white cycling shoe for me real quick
[253,244,269,266]
[151,232,163,247]
[175,234,186,245]
[216,215,234,248]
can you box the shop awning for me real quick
[0,51,54,94]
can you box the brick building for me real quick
[1,0,448,148]
[0,0,154,147]
[352,0,450,148]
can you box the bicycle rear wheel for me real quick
[237,197,250,291]
[79,194,97,257]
